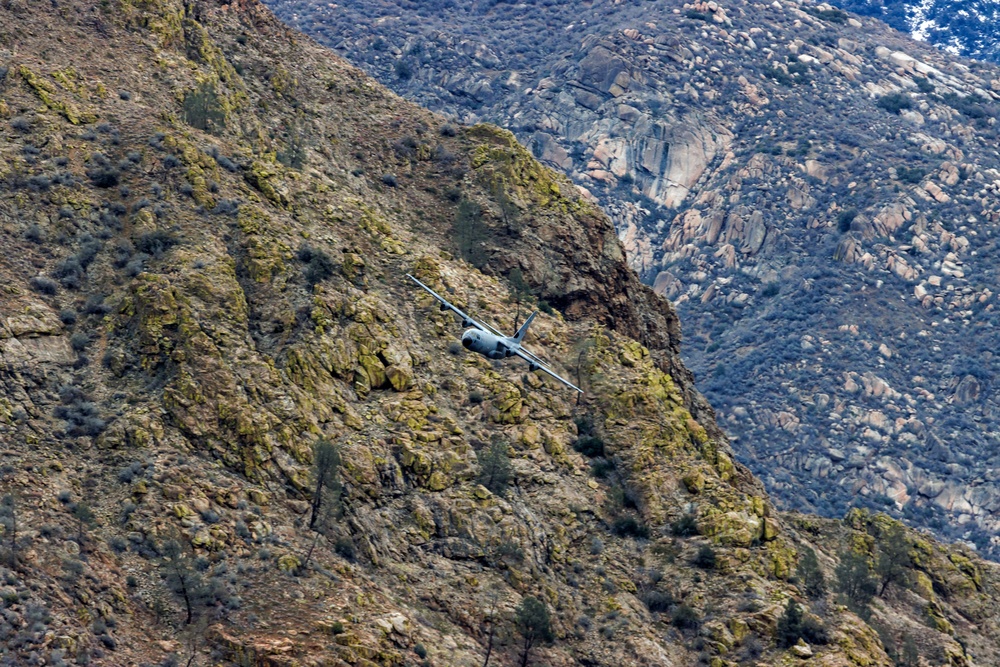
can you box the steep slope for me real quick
[0,1,999,666]
[264,0,1000,558]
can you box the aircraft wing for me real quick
[406,274,503,336]
[513,347,583,394]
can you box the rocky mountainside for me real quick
[2,0,1000,666]
[264,0,1000,559]
[830,0,1000,63]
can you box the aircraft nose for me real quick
[461,332,473,348]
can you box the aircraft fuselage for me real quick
[461,328,512,359]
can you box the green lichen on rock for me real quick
[269,65,296,97]
[126,273,183,368]
[947,552,983,591]
[50,67,82,95]
[117,270,311,482]
[18,66,97,124]
[96,406,165,449]
[117,0,185,48]
[277,553,301,572]
[926,600,954,634]
[182,17,245,91]
[236,206,289,283]
[835,616,893,667]
[480,375,526,424]
[245,160,290,208]
[357,205,405,254]
[683,470,706,494]
[468,124,584,212]
[162,135,220,208]
[398,436,473,491]
[700,506,763,548]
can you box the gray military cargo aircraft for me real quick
[407,274,583,393]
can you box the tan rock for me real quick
[790,640,813,658]
[803,159,827,182]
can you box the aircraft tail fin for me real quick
[513,311,537,344]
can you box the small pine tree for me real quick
[776,598,803,648]
[477,439,513,496]
[508,267,529,331]
[693,544,717,569]
[481,589,501,667]
[797,547,827,599]
[515,596,553,667]
[874,523,911,597]
[182,82,225,133]
[0,495,17,567]
[160,539,207,625]
[277,116,308,169]
[309,440,343,533]
[900,632,919,667]
[835,550,877,617]
[454,198,487,267]
[302,440,344,570]
[490,178,520,236]
[71,502,96,547]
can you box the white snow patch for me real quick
[909,0,937,43]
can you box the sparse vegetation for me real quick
[183,81,226,133]
[671,603,700,629]
[0,495,19,566]
[797,546,827,599]
[692,545,717,569]
[0,2,999,665]
[875,93,914,114]
[515,596,553,667]
[477,439,513,496]
[837,208,858,233]
[160,539,207,625]
[308,439,343,533]
[29,275,58,295]
[836,550,877,617]
[611,516,649,539]
[671,513,699,537]
[803,6,848,23]
[454,197,487,267]
[54,385,105,437]
[776,598,803,647]
[897,166,926,183]
[297,245,337,285]
[135,230,178,257]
